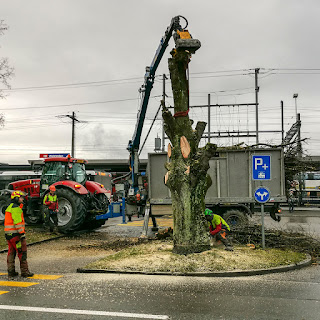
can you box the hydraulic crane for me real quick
[126,15,201,218]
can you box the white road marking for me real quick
[0,304,169,319]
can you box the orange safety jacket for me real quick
[4,203,25,235]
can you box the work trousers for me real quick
[7,235,29,274]
[44,209,58,231]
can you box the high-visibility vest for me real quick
[207,214,230,232]
[43,194,58,210]
[4,203,25,235]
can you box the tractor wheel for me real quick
[223,210,249,228]
[0,195,11,224]
[55,188,87,233]
[96,193,109,212]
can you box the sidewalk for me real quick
[281,206,320,211]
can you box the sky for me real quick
[1,0,320,164]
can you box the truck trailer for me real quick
[145,148,286,229]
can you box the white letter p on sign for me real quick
[255,158,263,170]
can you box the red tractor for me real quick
[0,156,109,233]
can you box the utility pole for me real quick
[255,68,260,144]
[58,111,80,157]
[161,74,167,151]
[281,100,284,142]
[208,94,211,143]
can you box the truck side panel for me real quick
[148,148,286,205]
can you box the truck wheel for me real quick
[56,188,87,233]
[224,210,248,228]
[0,195,10,224]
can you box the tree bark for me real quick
[162,49,217,255]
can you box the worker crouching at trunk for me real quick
[43,185,59,233]
[4,191,34,278]
[204,208,234,251]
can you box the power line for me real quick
[1,77,143,92]
[2,69,254,93]
[0,95,162,111]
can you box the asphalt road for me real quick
[0,209,319,320]
[252,206,320,237]
[0,265,319,320]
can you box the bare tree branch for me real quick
[0,20,14,100]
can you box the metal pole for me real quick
[297,113,303,206]
[261,203,265,249]
[161,74,167,151]
[281,101,284,142]
[71,111,75,157]
[208,94,211,143]
[255,68,260,144]
[297,113,302,157]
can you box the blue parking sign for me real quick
[252,155,271,180]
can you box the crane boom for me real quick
[126,16,200,218]
[128,16,181,154]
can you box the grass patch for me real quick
[85,240,307,273]
[0,226,58,250]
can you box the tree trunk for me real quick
[162,49,217,255]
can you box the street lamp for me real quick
[293,93,298,120]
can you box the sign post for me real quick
[252,154,272,249]
[254,187,270,249]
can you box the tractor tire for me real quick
[96,193,109,212]
[0,195,11,224]
[223,210,249,228]
[55,188,87,234]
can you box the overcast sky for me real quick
[1,0,320,164]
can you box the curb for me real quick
[77,254,312,277]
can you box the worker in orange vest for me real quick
[4,190,34,278]
[43,185,59,233]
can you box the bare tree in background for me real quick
[0,20,14,127]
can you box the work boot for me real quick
[8,271,19,277]
[21,271,34,278]
[53,227,59,235]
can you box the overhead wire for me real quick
[0,95,162,111]
[1,77,144,92]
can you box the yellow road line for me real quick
[0,281,39,287]
[0,273,63,280]
[0,291,9,295]
[29,275,63,280]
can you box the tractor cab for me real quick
[40,157,87,194]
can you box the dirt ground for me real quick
[0,217,314,274]
[0,230,306,275]
[0,232,120,274]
